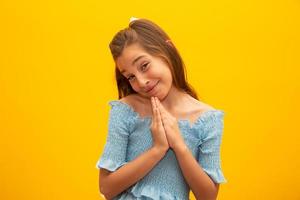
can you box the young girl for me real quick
[96,17,227,200]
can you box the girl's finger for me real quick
[155,97,164,126]
[152,97,160,125]
[156,97,171,118]
[151,97,157,124]
[154,101,159,125]
[151,97,155,111]
[155,97,166,117]
[155,97,163,111]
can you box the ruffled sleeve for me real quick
[197,110,227,184]
[95,100,133,172]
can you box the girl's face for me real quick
[116,43,173,100]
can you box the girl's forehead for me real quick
[117,54,149,73]
[116,45,151,69]
[121,44,149,60]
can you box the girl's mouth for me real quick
[147,81,159,94]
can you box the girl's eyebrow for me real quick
[132,55,146,66]
[120,55,146,74]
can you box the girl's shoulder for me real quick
[107,96,139,130]
[186,95,215,111]
[108,94,147,118]
[109,94,138,106]
[183,96,224,126]
[119,94,152,118]
[118,94,139,107]
[108,96,134,114]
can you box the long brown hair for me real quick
[109,18,199,100]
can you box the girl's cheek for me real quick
[131,84,139,92]
[148,68,158,77]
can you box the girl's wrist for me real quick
[173,142,188,155]
[152,145,169,156]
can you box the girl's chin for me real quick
[138,93,154,100]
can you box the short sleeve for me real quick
[95,101,132,172]
[197,111,227,184]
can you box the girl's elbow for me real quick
[195,195,217,200]
[99,173,121,199]
[99,169,113,199]
[195,183,219,200]
[99,191,109,200]
[100,184,115,200]
[99,185,109,199]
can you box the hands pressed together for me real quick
[150,96,187,153]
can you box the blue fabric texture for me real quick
[96,100,227,200]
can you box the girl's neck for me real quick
[160,85,188,111]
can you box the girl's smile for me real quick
[146,80,160,95]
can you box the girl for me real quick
[96,17,227,200]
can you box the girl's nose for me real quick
[137,76,150,88]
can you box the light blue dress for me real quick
[96,100,227,200]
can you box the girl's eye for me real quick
[127,75,135,81]
[141,63,149,70]
[127,63,149,81]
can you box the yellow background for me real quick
[1,0,299,199]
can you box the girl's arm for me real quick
[173,111,226,200]
[99,146,167,200]
[173,145,219,200]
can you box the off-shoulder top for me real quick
[96,100,227,200]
